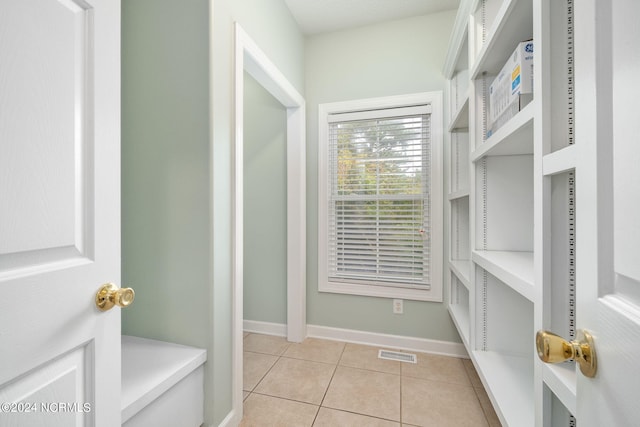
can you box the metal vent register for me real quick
[377,350,417,364]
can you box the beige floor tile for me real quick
[244,332,250,338]
[339,343,401,375]
[401,352,470,386]
[254,357,335,405]
[243,391,250,400]
[243,351,278,391]
[244,333,290,355]
[323,366,401,422]
[283,338,345,364]
[313,407,400,426]
[462,358,484,388]
[474,384,502,427]
[402,376,488,427]
[240,393,318,427]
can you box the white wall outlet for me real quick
[393,299,403,314]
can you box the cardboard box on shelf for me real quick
[487,94,532,138]
[488,41,533,136]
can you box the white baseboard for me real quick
[307,324,468,358]
[243,320,287,337]
[243,320,467,358]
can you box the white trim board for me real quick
[243,320,468,359]
[308,325,468,358]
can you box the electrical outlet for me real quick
[393,299,403,314]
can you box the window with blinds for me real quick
[318,93,443,302]
[327,105,431,290]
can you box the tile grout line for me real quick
[399,372,403,426]
[313,341,406,425]
[311,341,347,426]
[460,359,493,425]
[321,346,402,425]
[472,387,494,426]
[243,334,291,394]
[249,390,320,409]
[399,355,406,425]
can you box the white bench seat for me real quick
[121,336,206,427]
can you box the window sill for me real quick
[319,280,442,302]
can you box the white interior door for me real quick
[0,0,121,426]
[575,0,640,424]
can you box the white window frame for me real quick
[318,92,443,302]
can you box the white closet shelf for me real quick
[448,95,470,132]
[470,0,533,79]
[543,362,577,416]
[471,101,534,161]
[473,351,534,427]
[472,250,534,301]
[449,259,471,289]
[448,188,470,200]
[448,304,470,348]
[543,144,577,176]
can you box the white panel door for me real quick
[0,0,121,426]
[575,0,640,425]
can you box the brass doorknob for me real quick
[95,283,135,311]
[536,330,597,378]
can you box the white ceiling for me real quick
[284,0,460,35]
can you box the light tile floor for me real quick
[241,333,501,427]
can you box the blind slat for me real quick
[327,105,431,122]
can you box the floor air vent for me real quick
[377,350,417,364]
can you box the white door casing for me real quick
[0,0,121,426]
[575,0,640,424]
[231,23,306,425]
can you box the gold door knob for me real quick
[95,283,135,311]
[536,329,597,378]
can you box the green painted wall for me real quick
[120,0,211,383]
[305,11,462,343]
[122,0,303,425]
[243,72,288,324]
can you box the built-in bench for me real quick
[121,336,207,427]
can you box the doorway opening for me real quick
[242,73,288,332]
[232,23,306,421]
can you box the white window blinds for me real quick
[327,106,431,289]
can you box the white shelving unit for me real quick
[444,0,473,362]
[443,0,579,426]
